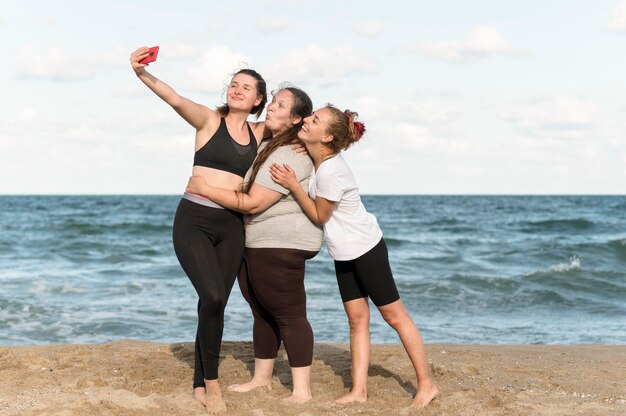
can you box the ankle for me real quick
[417,378,435,389]
[251,376,271,386]
[350,388,367,399]
[292,387,312,397]
[204,380,222,396]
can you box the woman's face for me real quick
[265,90,299,134]
[226,73,262,112]
[297,107,332,145]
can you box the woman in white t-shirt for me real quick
[269,105,439,409]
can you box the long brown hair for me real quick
[244,86,313,193]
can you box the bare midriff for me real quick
[190,165,244,192]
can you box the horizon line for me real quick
[1,193,625,197]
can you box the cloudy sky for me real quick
[1,0,625,194]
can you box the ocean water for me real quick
[1,195,625,346]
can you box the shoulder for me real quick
[197,106,220,125]
[275,144,305,159]
[320,154,349,174]
[271,145,309,161]
[257,139,270,152]
[267,145,312,170]
[285,146,314,168]
[333,153,351,168]
[317,155,356,189]
[249,121,266,144]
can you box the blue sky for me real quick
[1,0,625,194]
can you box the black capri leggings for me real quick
[172,198,245,386]
[238,247,318,367]
[334,238,400,307]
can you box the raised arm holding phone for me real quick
[130,46,268,414]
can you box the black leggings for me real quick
[238,247,318,367]
[172,198,244,386]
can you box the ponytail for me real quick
[324,105,366,152]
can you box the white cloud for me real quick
[465,26,511,53]
[381,118,470,156]
[119,41,204,74]
[393,101,457,124]
[112,82,151,98]
[607,1,626,31]
[362,99,461,163]
[19,107,39,123]
[416,26,512,63]
[264,44,379,86]
[353,20,382,37]
[185,46,252,93]
[392,122,436,150]
[354,96,381,119]
[160,41,202,59]
[256,17,291,33]
[17,45,95,81]
[499,97,597,140]
[100,46,132,69]
[39,15,57,25]
[0,106,193,193]
[349,96,461,158]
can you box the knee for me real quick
[276,314,310,334]
[199,292,227,317]
[380,308,407,329]
[347,310,370,331]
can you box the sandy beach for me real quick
[0,340,624,416]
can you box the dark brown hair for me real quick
[243,86,313,193]
[216,69,268,119]
[322,104,366,152]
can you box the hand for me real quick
[186,175,208,195]
[130,47,151,75]
[291,141,309,156]
[270,163,298,190]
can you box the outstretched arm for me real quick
[130,47,216,131]
[269,163,335,225]
[186,176,282,214]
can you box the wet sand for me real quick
[0,340,624,415]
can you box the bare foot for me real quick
[205,394,227,415]
[410,382,439,409]
[227,379,271,393]
[205,381,227,415]
[193,387,207,405]
[333,390,367,404]
[282,392,312,404]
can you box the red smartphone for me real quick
[139,46,159,64]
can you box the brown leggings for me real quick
[238,247,318,367]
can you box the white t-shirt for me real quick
[309,153,382,261]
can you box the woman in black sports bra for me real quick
[130,46,267,413]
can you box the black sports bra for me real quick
[193,118,258,177]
